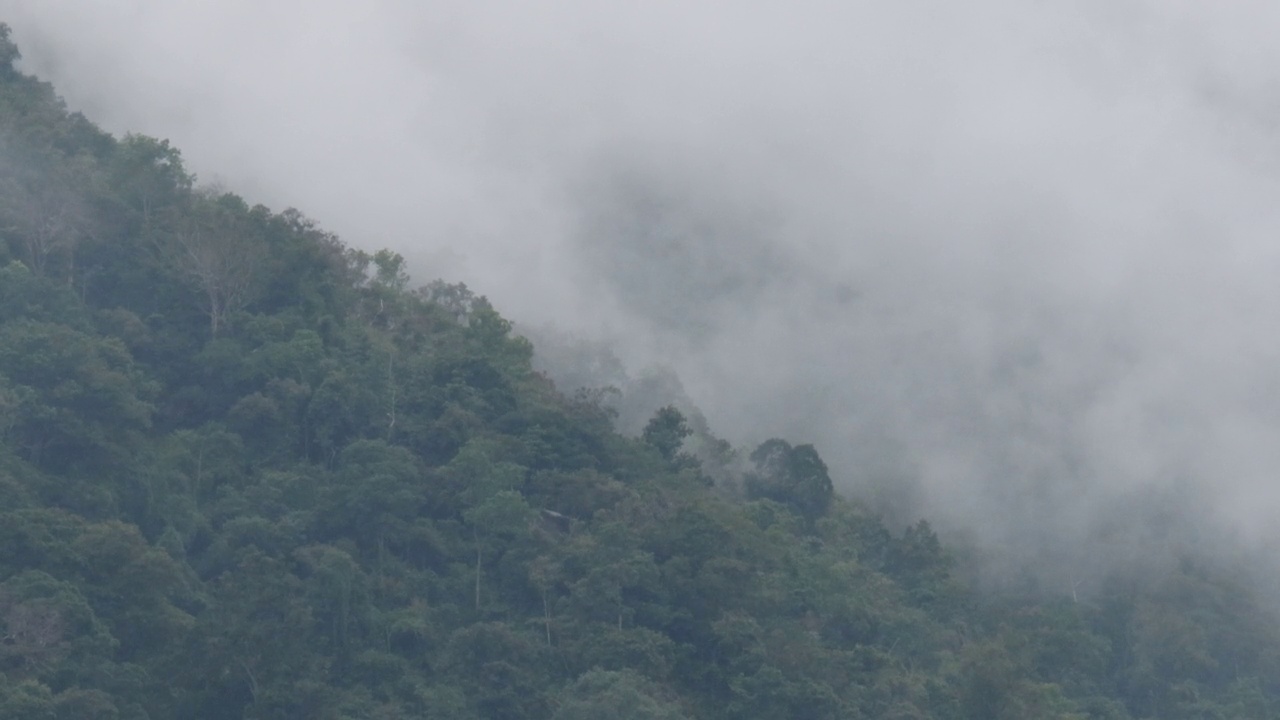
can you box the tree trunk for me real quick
[474,528,482,611]
[543,590,552,646]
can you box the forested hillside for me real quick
[1,23,1279,719]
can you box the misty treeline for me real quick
[0,23,1278,720]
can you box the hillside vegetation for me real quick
[0,24,1278,719]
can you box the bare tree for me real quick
[169,191,264,337]
[0,155,94,279]
[0,593,68,675]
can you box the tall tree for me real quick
[167,191,263,337]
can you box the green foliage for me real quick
[0,319,153,475]
[641,406,691,463]
[0,28,1275,720]
[0,24,19,74]
[744,438,834,522]
[553,669,689,720]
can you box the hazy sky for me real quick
[6,1,1280,585]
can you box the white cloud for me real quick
[7,0,1280,577]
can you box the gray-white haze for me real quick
[6,0,1280,591]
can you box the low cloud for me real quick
[8,0,1280,583]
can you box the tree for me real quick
[0,569,117,690]
[108,134,192,226]
[448,440,534,610]
[884,520,955,608]
[443,622,552,720]
[167,191,263,336]
[0,152,97,280]
[295,544,370,666]
[0,24,20,75]
[744,439,834,522]
[0,678,56,720]
[0,319,153,471]
[554,669,690,720]
[642,406,692,463]
[318,439,424,556]
[194,550,320,716]
[0,591,68,676]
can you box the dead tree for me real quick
[170,192,263,337]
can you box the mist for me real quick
[7,1,1280,589]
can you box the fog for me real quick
[6,1,1280,588]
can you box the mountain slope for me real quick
[0,24,1277,720]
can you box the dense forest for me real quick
[1,23,1279,719]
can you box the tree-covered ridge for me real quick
[0,23,1278,719]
